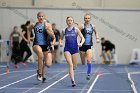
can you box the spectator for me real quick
[52,23,60,63]
[101,37,115,64]
[10,26,21,69]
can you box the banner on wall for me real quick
[130,48,140,64]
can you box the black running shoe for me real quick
[72,81,76,87]
[42,77,46,83]
[86,75,90,80]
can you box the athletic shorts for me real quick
[79,45,92,52]
[64,46,78,55]
[33,44,52,52]
[54,45,59,50]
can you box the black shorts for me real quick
[54,45,59,50]
[79,45,92,52]
[33,44,52,52]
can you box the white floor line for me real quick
[80,67,101,93]
[38,74,68,93]
[7,86,130,92]
[87,73,100,93]
[0,73,21,82]
[0,69,66,76]
[125,66,138,93]
[7,87,42,90]
[8,87,89,91]
[0,66,7,68]
[22,69,67,93]
[0,69,36,76]
[128,73,138,93]
[100,71,128,76]
[0,74,36,90]
[130,71,140,74]
[92,89,132,92]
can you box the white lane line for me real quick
[0,69,36,76]
[80,67,101,93]
[38,74,68,93]
[22,69,68,93]
[87,72,101,93]
[0,74,36,90]
[128,73,138,93]
[0,69,66,76]
[0,74,21,82]
[8,87,132,92]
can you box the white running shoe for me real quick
[37,70,42,81]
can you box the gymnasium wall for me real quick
[1,0,140,8]
[0,6,140,64]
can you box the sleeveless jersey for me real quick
[33,22,50,45]
[81,24,94,45]
[11,31,20,42]
[64,27,78,48]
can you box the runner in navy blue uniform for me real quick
[59,16,85,87]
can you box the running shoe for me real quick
[110,61,112,64]
[72,81,76,87]
[37,70,42,81]
[21,62,27,66]
[42,73,46,83]
[14,65,19,69]
[86,75,90,80]
[42,77,46,83]
[103,61,107,64]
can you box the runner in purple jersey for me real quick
[59,16,85,87]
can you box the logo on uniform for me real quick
[36,28,43,33]
[86,30,92,34]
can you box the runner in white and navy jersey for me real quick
[79,13,100,80]
[28,11,56,83]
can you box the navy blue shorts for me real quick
[64,46,78,55]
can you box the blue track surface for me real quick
[0,62,140,93]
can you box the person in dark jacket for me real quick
[101,37,115,64]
